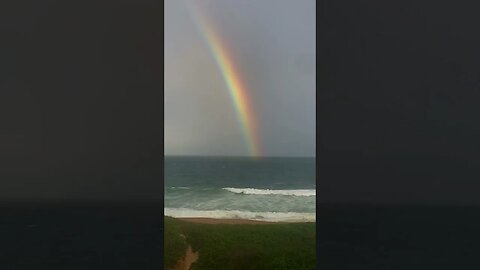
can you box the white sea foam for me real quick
[164,208,316,222]
[222,187,316,197]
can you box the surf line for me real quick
[184,1,262,158]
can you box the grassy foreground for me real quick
[164,216,316,270]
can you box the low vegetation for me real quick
[164,216,188,269]
[164,216,316,270]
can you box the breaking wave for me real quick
[223,187,315,197]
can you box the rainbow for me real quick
[184,1,262,158]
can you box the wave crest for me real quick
[223,187,315,197]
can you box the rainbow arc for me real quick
[185,1,262,158]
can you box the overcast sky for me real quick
[165,0,315,157]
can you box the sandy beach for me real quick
[178,217,315,224]
[178,217,276,224]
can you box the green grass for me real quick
[164,216,316,270]
[164,216,188,269]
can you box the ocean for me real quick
[164,156,315,222]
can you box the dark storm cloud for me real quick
[165,0,315,157]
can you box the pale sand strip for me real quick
[178,217,315,224]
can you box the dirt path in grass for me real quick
[173,235,199,270]
[173,245,198,270]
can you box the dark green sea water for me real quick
[164,156,315,221]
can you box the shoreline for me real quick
[177,217,315,224]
